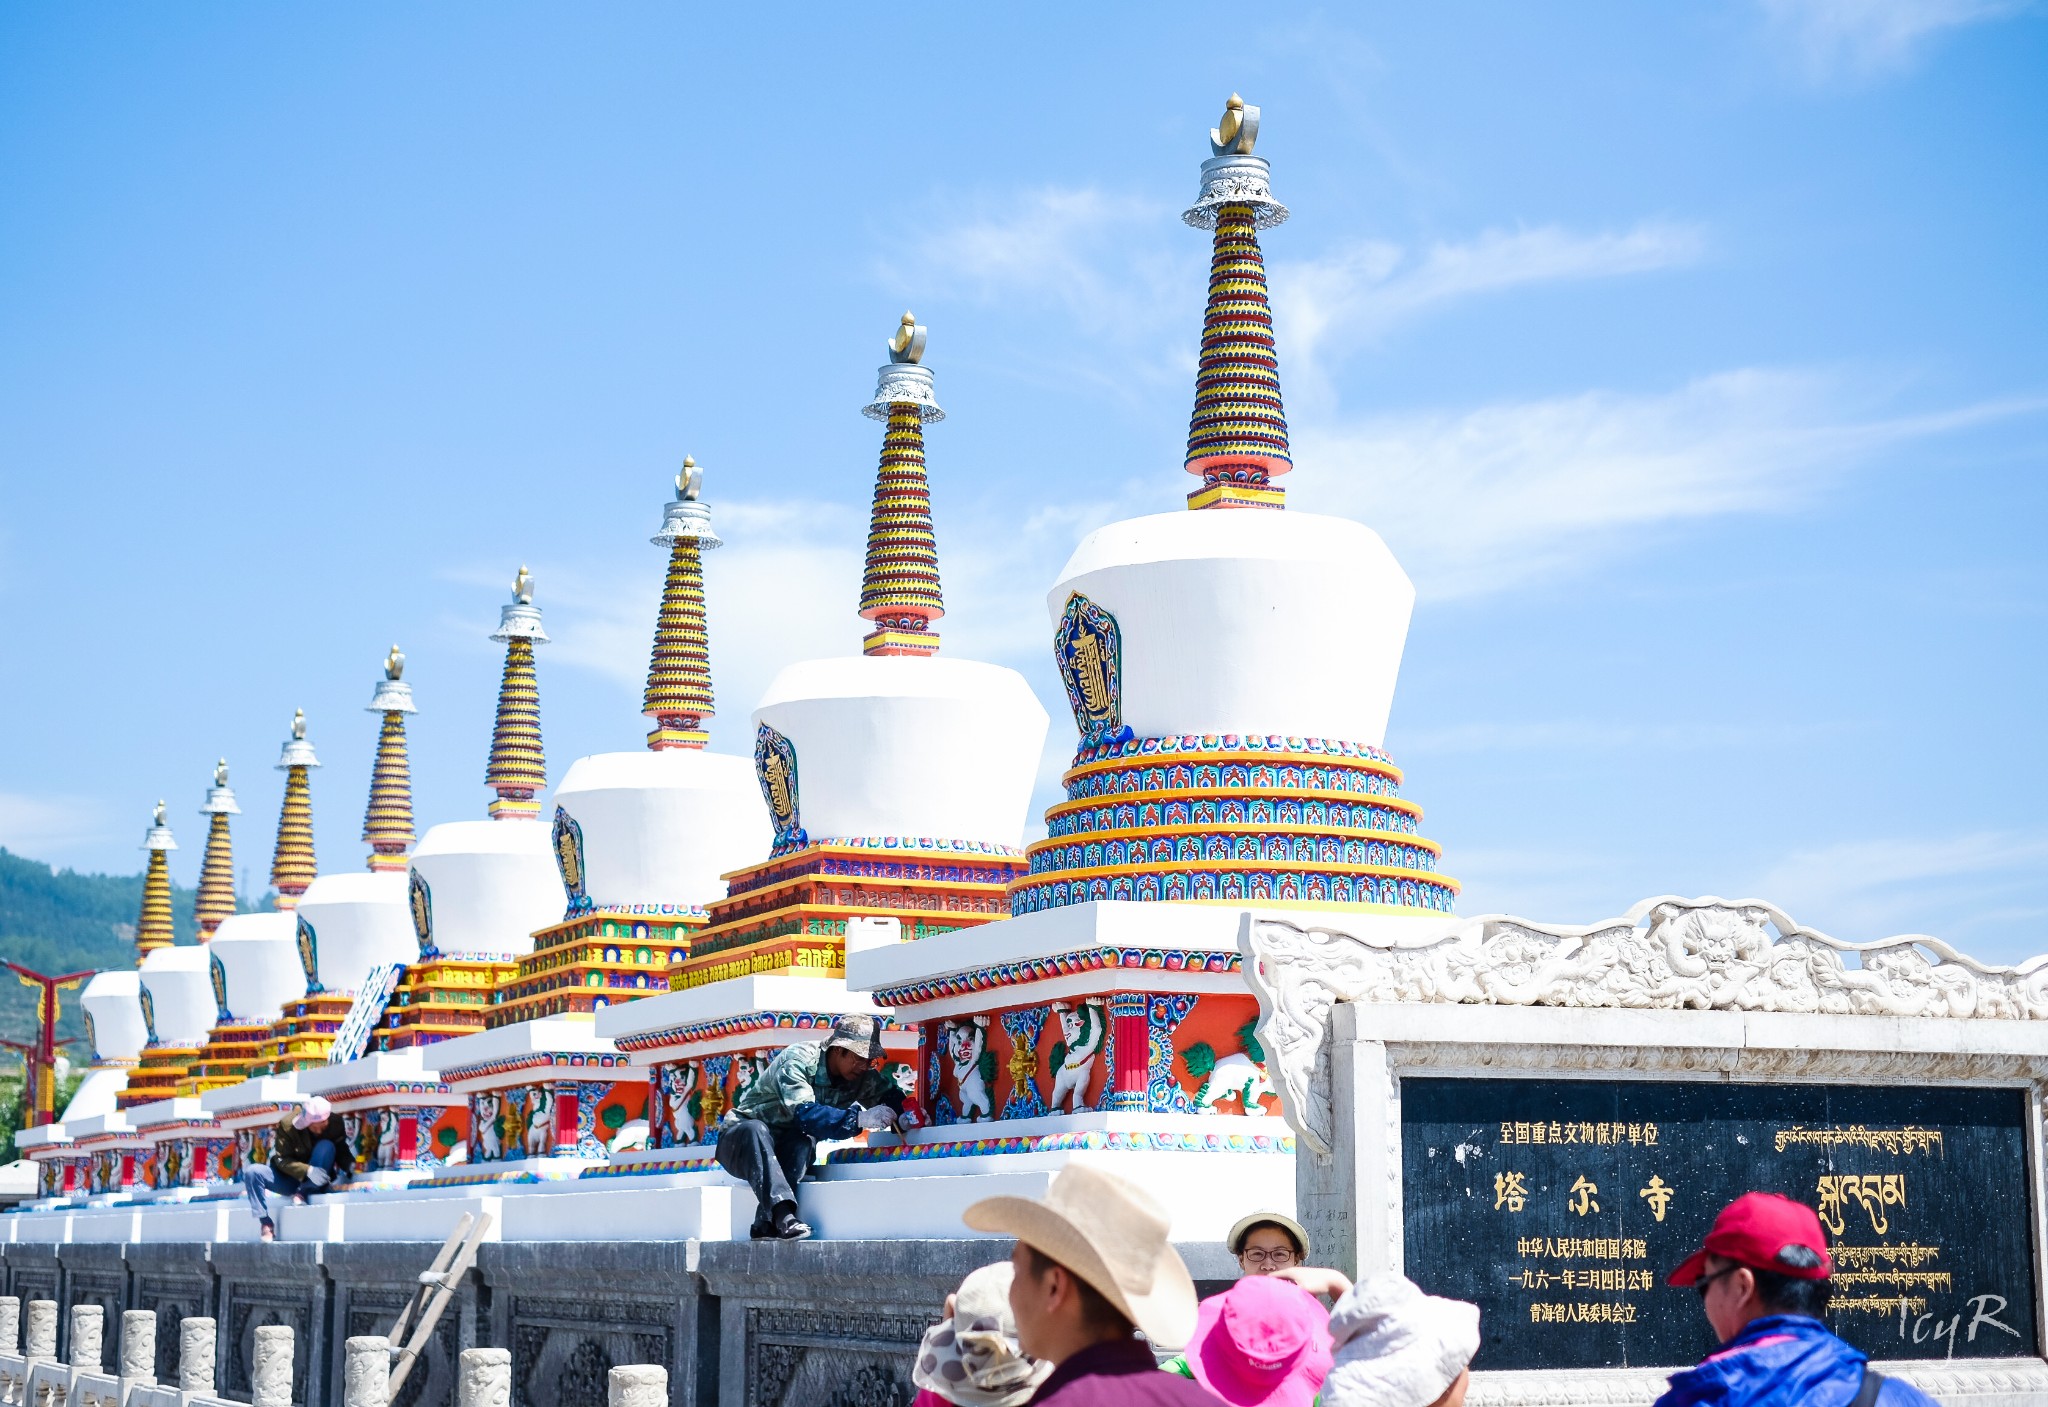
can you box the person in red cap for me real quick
[1655,1192,1937,1407]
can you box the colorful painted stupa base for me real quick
[116,1045,204,1111]
[670,842,1021,995]
[604,977,918,1151]
[262,994,357,1072]
[197,1073,300,1188]
[15,1124,78,1201]
[489,908,701,1028]
[181,1020,278,1095]
[129,1098,232,1200]
[65,1112,147,1200]
[415,1017,648,1187]
[1012,734,1457,915]
[296,1051,468,1186]
[377,957,520,1049]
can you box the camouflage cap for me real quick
[825,1012,883,1062]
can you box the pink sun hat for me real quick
[1186,1275,1333,1407]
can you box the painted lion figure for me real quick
[1049,999,1107,1114]
[948,1016,995,1122]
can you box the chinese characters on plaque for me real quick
[1400,1079,2035,1371]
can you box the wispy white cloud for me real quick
[1754,829,2048,962]
[882,187,1197,399]
[1272,222,1707,407]
[1289,371,2048,599]
[1759,0,2032,79]
[0,791,116,857]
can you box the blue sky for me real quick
[2,4,2043,960]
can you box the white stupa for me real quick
[406,568,561,963]
[549,459,770,915]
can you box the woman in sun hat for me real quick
[1170,1272,1333,1405]
[911,1262,1052,1407]
[961,1163,1216,1403]
[1227,1211,1313,1278]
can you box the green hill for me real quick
[0,847,216,1049]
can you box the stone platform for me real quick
[0,1238,1238,1407]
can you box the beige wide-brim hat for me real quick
[1227,1210,1312,1260]
[964,1164,1199,1351]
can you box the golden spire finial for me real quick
[513,565,534,605]
[677,455,703,502]
[291,708,306,742]
[214,758,229,787]
[384,644,405,681]
[887,311,927,365]
[1211,92,1259,156]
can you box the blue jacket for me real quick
[1654,1315,1939,1407]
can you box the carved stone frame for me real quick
[1302,1000,2048,1406]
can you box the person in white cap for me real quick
[1320,1274,1480,1407]
[242,1094,354,1241]
[961,1164,1217,1404]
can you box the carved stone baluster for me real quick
[177,1318,216,1396]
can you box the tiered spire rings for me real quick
[1183,95,1291,512]
[194,759,239,939]
[859,312,946,657]
[270,710,319,909]
[136,801,178,958]
[644,457,722,750]
[486,566,548,819]
[363,644,418,868]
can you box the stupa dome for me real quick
[547,460,773,911]
[409,819,559,958]
[294,871,413,992]
[80,970,147,1063]
[754,655,1048,851]
[552,750,769,909]
[136,945,216,1046]
[1051,509,1414,746]
[208,910,304,1022]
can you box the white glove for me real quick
[856,1104,898,1133]
[303,1166,331,1188]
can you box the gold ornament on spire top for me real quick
[384,644,405,681]
[1210,92,1260,156]
[214,758,229,787]
[677,455,703,502]
[513,565,534,605]
[887,311,928,365]
[291,709,306,742]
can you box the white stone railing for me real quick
[0,1304,675,1407]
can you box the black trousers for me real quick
[714,1118,813,1224]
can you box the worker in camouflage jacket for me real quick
[716,1013,916,1240]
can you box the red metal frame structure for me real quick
[6,963,97,1127]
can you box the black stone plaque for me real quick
[1400,1078,2038,1370]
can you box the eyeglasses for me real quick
[1240,1248,1299,1268]
[1694,1265,1741,1300]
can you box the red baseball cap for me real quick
[1667,1192,1833,1286]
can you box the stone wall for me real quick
[0,1239,1237,1407]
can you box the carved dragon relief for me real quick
[1239,895,2048,1154]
